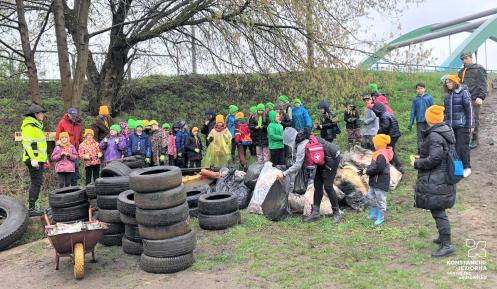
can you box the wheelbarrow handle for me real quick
[88,207,93,224]
[43,209,51,226]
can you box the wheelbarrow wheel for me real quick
[74,243,85,280]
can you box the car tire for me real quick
[0,196,28,251]
[97,209,121,223]
[198,211,241,231]
[48,186,87,208]
[95,177,130,196]
[142,231,196,258]
[130,166,182,193]
[122,237,143,255]
[120,213,137,225]
[138,219,191,240]
[124,224,142,243]
[134,184,186,210]
[99,233,123,246]
[52,202,89,223]
[189,207,198,218]
[198,193,238,215]
[101,161,132,177]
[136,202,188,227]
[117,190,136,217]
[96,195,119,210]
[140,253,194,274]
[106,222,125,234]
[86,183,96,199]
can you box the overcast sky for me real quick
[362,0,497,70]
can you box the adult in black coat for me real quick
[201,110,216,147]
[413,105,456,258]
[372,102,404,173]
[315,100,340,143]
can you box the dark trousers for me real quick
[471,101,480,139]
[313,161,339,209]
[249,144,256,156]
[168,155,175,166]
[85,165,100,185]
[26,161,44,209]
[70,160,79,186]
[58,172,73,188]
[430,209,451,236]
[238,144,248,167]
[270,148,285,166]
[390,136,403,171]
[231,140,237,162]
[454,127,471,168]
[416,122,429,154]
[189,159,201,168]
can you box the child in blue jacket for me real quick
[127,120,151,164]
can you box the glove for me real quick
[84,154,91,160]
[104,137,108,143]
[30,159,39,168]
[97,152,103,158]
[178,153,182,157]
[114,139,119,144]
[160,155,165,162]
[208,136,214,142]
[194,148,200,153]
[145,158,150,164]
[475,98,483,106]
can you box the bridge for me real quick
[360,8,497,71]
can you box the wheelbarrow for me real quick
[43,208,108,280]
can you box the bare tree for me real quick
[0,0,51,104]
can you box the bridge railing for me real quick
[369,61,497,74]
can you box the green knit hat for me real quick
[249,106,257,114]
[256,103,265,111]
[293,98,302,105]
[162,123,171,129]
[135,120,144,128]
[278,95,289,103]
[110,124,121,133]
[229,105,239,114]
[368,83,379,93]
[127,119,137,129]
[266,102,274,110]
[149,120,159,126]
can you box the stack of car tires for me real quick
[130,166,196,274]
[198,193,241,230]
[95,162,131,246]
[49,186,89,222]
[118,190,142,255]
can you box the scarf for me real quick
[257,115,263,128]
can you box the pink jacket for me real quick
[167,134,177,156]
[374,95,394,115]
[51,144,78,173]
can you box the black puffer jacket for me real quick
[344,109,360,129]
[414,124,456,210]
[366,150,392,192]
[458,63,488,100]
[249,115,269,146]
[372,103,401,138]
[185,134,203,161]
[443,86,474,129]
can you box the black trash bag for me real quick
[344,190,368,211]
[244,162,265,190]
[216,169,252,209]
[293,169,308,195]
[262,180,289,221]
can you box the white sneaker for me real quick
[463,168,472,178]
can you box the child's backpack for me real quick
[305,135,325,166]
[446,144,464,185]
[237,123,252,146]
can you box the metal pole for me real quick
[485,39,488,68]
[449,35,452,54]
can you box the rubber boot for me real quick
[374,210,385,225]
[331,207,342,224]
[303,205,321,223]
[367,207,378,220]
[431,234,455,257]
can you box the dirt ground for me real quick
[1,91,496,289]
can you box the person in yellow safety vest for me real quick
[21,103,48,217]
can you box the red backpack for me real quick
[305,135,325,166]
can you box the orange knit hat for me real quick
[99,105,110,115]
[235,112,244,119]
[84,129,94,136]
[215,114,225,123]
[425,105,445,124]
[447,75,460,85]
[372,134,391,150]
